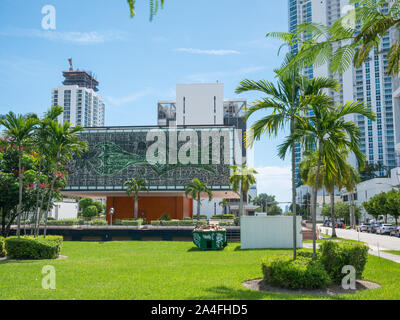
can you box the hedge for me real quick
[318,240,369,284]
[114,219,144,226]
[211,214,235,220]
[262,256,329,290]
[88,219,108,226]
[47,219,85,226]
[5,236,63,260]
[150,219,207,226]
[0,237,6,257]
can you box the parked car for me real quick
[376,224,394,235]
[323,220,331,227]
[368,223,379,233]
[357,223,370,232]
[390,226,400,237]
[335,221,344,229]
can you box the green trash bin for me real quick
[193,230,227,250]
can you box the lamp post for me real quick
[109,208,114,226]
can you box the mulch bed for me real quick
[243,278,381,296]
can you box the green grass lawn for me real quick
[0,241,399,300]
[384,250,400,256]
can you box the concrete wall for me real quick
[50,202,79,220]
[240,216,303,249]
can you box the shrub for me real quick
[0,237,6,257]
[78,198,94,210]
[119,219,144,226]
[88,219,108,226]
[178,219,195,226]
[318,240,369,284]
[160,213,171,221]
[47,219,85,226]
[151,220,161,226]
[262,256,329,290]
[160,219,180,226]
[82,206,98,219]
[93,201,104,214]
[211,214,235,220]
[5,236,63,260]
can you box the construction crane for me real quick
[68,58,73,72]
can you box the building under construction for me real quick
[62,58,99,92]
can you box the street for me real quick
[318,226,400,263]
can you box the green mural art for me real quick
[66,128,233,191]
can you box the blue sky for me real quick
[0,0,292,205]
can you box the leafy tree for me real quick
[229,164,257,217]
[363,200,380,221]
[82,206,98,220]
[93,201,104,215]
[79,198,95,211]
[0,112,38,237]
[385,190,400,225]
[185,178,212,221]
[124,178,149,219]
[253,193,277,213]
[267,204,283,216]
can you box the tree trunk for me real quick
[312,143,323,260]
[33,160,43,237]
[350,192,355,228]
[197,195,201,221]
[239,181,244,216]
[17,152,23,238]
[134,196,138,219]
[44,150,60,238]
[291,137,297,261]
[330,189,337,238]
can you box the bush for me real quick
[318,240,369,284]
[88,219,108,226]
[160,219,180,226]
[178,219,195,226]
[160,213,171,221]
[78,198,94,210]
[151,220,161,226]
[82,206,98,219]
[93,201,104,214]
[0,237,6,257]
[211,214,235,220]
[47,219,85,226]
[118,219,144,226]
[262,256,329,290]
[193,214,207,220]
[5,236,63,260]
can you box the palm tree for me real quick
[185,178,212,221]
[43,120,87,236]
[282,97,375,258]
[32,106,64,236]
[219,199,229,215]
[236,59,338,260]
[127,0,164,20]
[341,163,361,229]
[229,164,257,217]
[124,178,149,219]
[0,112,38,237]
[268,0,400,77]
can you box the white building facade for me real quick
[157,83,247,218]
[289,0,400,178]
[52,85,105,127]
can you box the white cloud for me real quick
[106,88,154,107]
[176,48,240,55]
[186,66,266,82]
[0,28,125,44]
[255,166,292,209]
